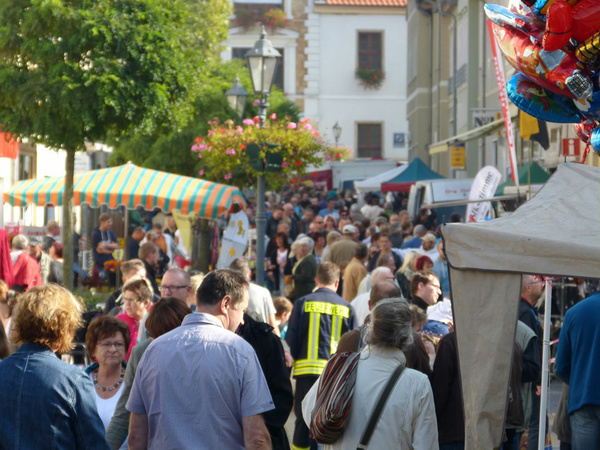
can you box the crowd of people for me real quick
[0,185,597,450]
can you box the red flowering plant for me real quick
[192,115,351,189]
[355,67,385,89]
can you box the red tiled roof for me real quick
[325,0,406,6]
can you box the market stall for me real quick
[440,163,600,448]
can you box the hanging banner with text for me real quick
[466,165,502,222]
[488,19,519,186]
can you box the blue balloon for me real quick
[572,89,600,121]
[590,127,600,156]
[507,73,581,123]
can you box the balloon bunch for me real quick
[485,0,600,157]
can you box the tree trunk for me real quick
[199,218,211,274]
[62,148,75,291]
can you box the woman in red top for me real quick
[115,277,152,361]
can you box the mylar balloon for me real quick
[507,73,583,123]
[487,4,593,99]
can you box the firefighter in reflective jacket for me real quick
[285,261,358,450]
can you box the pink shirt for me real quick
[115,313,139,361]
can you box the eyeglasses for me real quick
[98,342,125,350]
[159,284,189,292]
[123,296,143,303]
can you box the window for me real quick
[357,123,382,158]
[18,147,36,181]
[358,32,382,70]
[231,47,284,91]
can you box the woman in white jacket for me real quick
[303,298,439,450]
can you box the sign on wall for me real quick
[450,144,466,169]
[562,138,580,157]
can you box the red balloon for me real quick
[572,0,600,44]
[543,1,572,51]
[574,121,595,142]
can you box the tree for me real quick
[107,58,246,175]
[0,0,229,290]
[107,59,303,177]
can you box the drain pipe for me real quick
[439,0,457,137]
[416,0,436,153]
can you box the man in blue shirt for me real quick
[127,270,274,450]
[556,286,600,450]
[318,198,339,221]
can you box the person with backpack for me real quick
[303,298,438,449]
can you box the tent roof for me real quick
[444,162,599,278]
[495,161,550,195]
[381,157,444,192]
[3,163,246,218]
[440,163,600,448]
[353,164,407,192]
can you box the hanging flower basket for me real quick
[234,7,288,32]
[191,116,351,189]
[261,9,288,33]
[355,67,385,90]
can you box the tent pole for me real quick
[538,280,552,450]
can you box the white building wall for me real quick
[305,11,409,161]
[1,146,67,227]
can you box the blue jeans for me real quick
[570,404,600,450]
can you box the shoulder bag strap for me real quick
[356,362,406,450]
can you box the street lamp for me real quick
[333,121,342,146]
[225,76,249,118]
[244,26,281,286]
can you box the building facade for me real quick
[223,0,409,162]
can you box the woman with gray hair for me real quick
[290,236,317,301]
[303,298,439,449]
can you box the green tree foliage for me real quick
[108,58,301,176]
[0,0,230,289]
[107,59,246,175]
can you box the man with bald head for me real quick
[337,280,400,353]
[351,267,396,325]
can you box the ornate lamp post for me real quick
[333,121,342,146]
[225,75,249,118]
[245,27,281,285]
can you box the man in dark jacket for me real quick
[237,314,293,450]
[285,262,358,450]
[518,275,545,450]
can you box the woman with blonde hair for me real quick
[0,284,108,448]
[396,250,419,300]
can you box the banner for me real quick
[171,211,195,255]
[0,132,18,160]
[466,165,502,222]
[488,20,519,186]
[216,210,249,269]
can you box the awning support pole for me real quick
[538,280,552,450]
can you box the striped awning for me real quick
[4,163,246,218]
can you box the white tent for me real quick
[440,163,600,449]
[353,164,407,193]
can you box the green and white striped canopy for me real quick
[4,163,246,218]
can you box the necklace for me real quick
[93,367,124,392]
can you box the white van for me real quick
[407,178,473,221]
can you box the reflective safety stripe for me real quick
[293,359,328,376]
[307,312,320,362]
[330,314,343,355]
[292,445,310,450]
[304,301,350,318]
